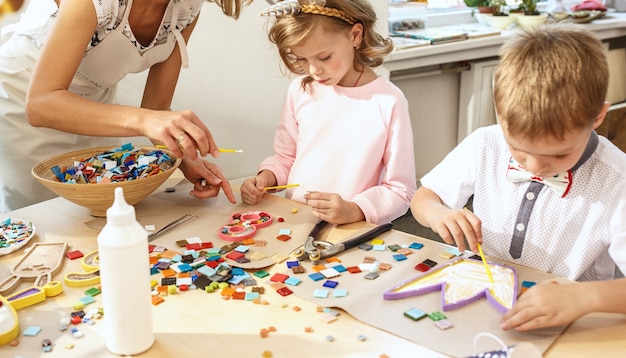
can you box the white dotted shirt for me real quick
[421,125,626,281]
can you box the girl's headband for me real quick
[259,0,356,25]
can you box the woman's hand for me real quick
[178,157,235,203]
[144,109,218,160]
[304,191,365,225]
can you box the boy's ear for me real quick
[592,101,611,130]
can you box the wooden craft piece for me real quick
[0,242,68,295]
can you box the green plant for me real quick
[463,0,490,7]
[464,0,509,15]
[520,0,539,14]
[490,0,507,14]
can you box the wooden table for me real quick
[1,177,625,357]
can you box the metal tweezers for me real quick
[147,214,198,242]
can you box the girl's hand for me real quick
[501,281,590,331]
[240,170,277,205]
[304,191,365,225]
[144,110,218,160]
[178,157,235,203]
[425,207,482,253]
[241,177,266,205]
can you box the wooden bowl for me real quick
[32,146,181,217]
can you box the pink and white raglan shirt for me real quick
[259,76,417,224]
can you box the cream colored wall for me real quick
[119,1,391,181]
[119,1,287,180]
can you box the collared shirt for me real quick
[421,125,626,281]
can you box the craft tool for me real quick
[263,183,301,191]
[148,214,198,242]
[156,145,241,153]
[294,221,393,263]
[477,242,495,284]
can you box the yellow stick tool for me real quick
[156,145,241,153]
[477,242,495,284]
[263,184,301,191]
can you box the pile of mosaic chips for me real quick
[50,143,176,184]
[0,218,33,248]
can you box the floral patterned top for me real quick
[89,0,202,53]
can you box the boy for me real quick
[411,23,626,331]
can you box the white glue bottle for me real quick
[97,187,154,355]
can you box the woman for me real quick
[0,0,252,212]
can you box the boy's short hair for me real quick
[493,23,609,139]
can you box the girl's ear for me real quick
[351,23,364,48]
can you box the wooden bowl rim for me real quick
[31,145,181,183]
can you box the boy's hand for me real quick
[304,191,365,225]
[501,281,590,331]
[426,207,482,253]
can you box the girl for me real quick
[242,0,416,225]
[0,0,252,212]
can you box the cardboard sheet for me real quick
[89,181,321,270]
[281,229,568,357]
[79,180,567,356]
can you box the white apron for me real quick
[0,0,191,213]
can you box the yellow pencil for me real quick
[477,242,495,284]
[156,145,242,153]
[263,184,301,191]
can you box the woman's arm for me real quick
[26,2,213,160]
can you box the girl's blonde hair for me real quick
[267,0,393,90]
[208,0,253,19]
[493,23,608,140]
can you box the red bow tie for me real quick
[507,158,572,197]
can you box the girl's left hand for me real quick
[178,157,236,203]
[304,191,364,225]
